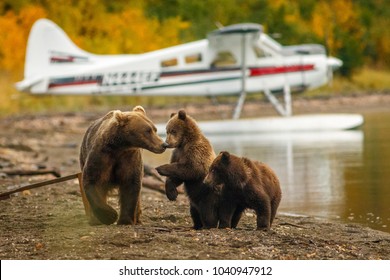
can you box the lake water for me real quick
[147,110,390,233]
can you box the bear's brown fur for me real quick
[204,151,282,230]
[155,110,218,229]
[79,106,166,225]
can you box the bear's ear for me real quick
[178,110,187,120]
[220,151,230,164]
[133,105,146,115]
[113,110,126,125]
[170,112,176,118]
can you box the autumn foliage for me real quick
[0,0,189,75]
[1,0,389,76]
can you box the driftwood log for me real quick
[0,168,61,177]
[0,173,80,200]
[0,164,184,201]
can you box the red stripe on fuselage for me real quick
[51,57,75,63]
[48,80,98,89]
[160,64,315,78]
[249,64,315,76]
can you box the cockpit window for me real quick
[211,51,237,67]
[253,45,268,58]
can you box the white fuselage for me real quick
[16,20,340,97]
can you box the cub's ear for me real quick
[133,105,146,115]
[170,112,176,118]
[220,151,230,164]
[178,109,187,120]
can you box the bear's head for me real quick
[164,109,200,148]
[204,151,231,185]
[104,106,167,154]
[204,151,247,187]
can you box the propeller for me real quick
[326,57,343,85]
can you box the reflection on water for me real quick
[145,111,390,233]
[209,131,365,225]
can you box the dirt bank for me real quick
[1,94,390,260]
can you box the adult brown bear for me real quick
[155,110,219,229]
[79,106,167,225]
[204,151,282,230]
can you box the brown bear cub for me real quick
[79,106,167,225]
[204,151,282,230]
[155,110,218,229]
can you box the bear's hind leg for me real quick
[199,200,219,229]
[254,201,271,231]
[270,195,281,226]
[190,205,203,230]
[231,205,245,228]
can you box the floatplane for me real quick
[16,19,363,134]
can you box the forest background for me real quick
[1,0,390,116]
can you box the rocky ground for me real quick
[1,94,390,260]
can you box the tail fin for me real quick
[16,19,92,92]
[25,18,91,78]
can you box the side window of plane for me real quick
[211,51,237,68]
[185,53,202,64]
[161,58,178,68]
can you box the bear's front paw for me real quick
[218,221,232,229]
[93,207,118,225]
[117,217,136,225]
[88,214,103,226]
[256,226,270,231]
[155,164,171,177]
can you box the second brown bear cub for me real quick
[205,151,282,230]
[155,110,218,229]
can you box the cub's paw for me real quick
[165,178,179,201]
[155,164,171,177]
[165,185,178,201]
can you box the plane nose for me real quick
[327,57,343,70]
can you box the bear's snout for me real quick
[162,141,175,149]
[162,142,170,149]
[153,143,167,154]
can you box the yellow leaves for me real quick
[0,11,28,73]
[0,12,20,71]
[268,0,285,10]
[0,3,189,73]
[18,5,47,31]
[156,17,190,50]
[332,0,356,28]
[106,8,189,54]
[311,2,332,43]
[311,0,361,55]
[0,5,46,73]
[66,5,189,55]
